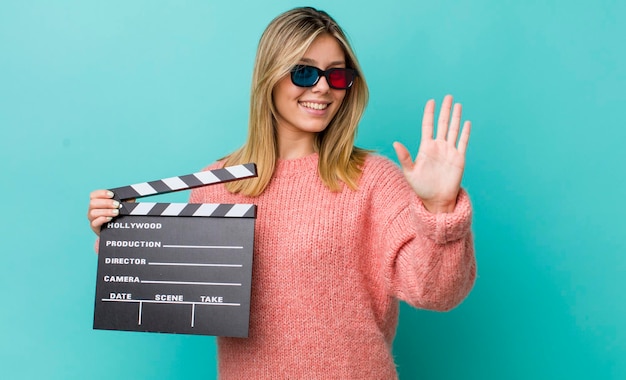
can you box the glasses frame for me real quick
[290,65,357,90]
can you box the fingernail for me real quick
[112,209,119,216]
[112,200,120,208]
[106,216,113,221]
[106,191,114,198]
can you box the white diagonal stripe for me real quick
[161,203,187,216]
[193,170,221,185]
[131,202,157,215]
[161,176,188,190]
[131,182,158,196]
[226,164,254,178]
[225,204,253,217]
[193,203,220,216]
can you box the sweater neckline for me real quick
[273,153,319,178]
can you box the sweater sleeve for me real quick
[389,189,476,311]
[367,157,476,312]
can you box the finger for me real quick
[91,215,114,235]
[87,198,120,221]
[447,102,462,145]
[392,142,414,172]
[90,189,114,200]
[88,206,120,222]
[457,121,471,155]
[89,198,120,209]
[421,99,435,141]
[87,199,120,220]
[436,95,453,140]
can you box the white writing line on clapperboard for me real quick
[104,241,244,250]
[149,262,243,268]
[141,280,241,286]
[162,244,243,249]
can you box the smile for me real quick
[299,101,329,110]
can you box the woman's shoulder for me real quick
[361,153,404,179]
[363,153,397,166]
[356,153,409,194]
[357,153,415,213]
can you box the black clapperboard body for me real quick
[93,164,257,337]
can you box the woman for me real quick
[88,7,475,379]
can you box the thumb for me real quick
[393,142,414,172]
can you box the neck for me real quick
[277,132,316,160]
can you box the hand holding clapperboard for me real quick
[93,164,257,337]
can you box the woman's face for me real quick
[272,34,347,142]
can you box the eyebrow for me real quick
[299,57,346,67]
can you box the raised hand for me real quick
[393,95,471,214]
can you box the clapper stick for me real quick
[109,163,257,201]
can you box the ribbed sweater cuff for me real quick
[412,188,472,244]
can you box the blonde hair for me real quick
[224,7,369,196]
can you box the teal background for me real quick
[1,0,624,379]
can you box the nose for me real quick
[312,74,331,93]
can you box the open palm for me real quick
[393,95,471,213]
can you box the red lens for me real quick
[327,69,354,89]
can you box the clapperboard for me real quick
[93,163,257,337]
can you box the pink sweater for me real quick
[189,153,476,379]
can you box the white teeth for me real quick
[300,102,328,110]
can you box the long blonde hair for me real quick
[224,7,369,196]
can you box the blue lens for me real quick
[291,65,318,87]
